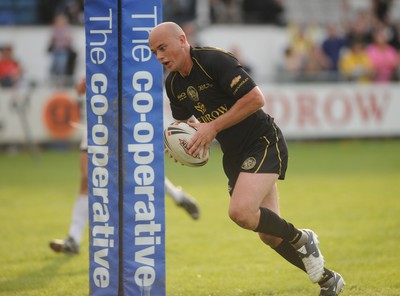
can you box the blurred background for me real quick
[0,0,400,153]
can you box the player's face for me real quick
[149,32,185,73]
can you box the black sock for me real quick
[273,240,306,272]
[254,207,302,242]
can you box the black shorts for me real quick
[222,123,288,195]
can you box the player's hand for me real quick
[187,122,216,158]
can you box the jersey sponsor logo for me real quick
[187,86,199,102]
[230,75,241,88]
[197,104,228,123]
[177,92,187,101]
[241,157,256,170]
[233,77,249,95]
[198,83,213,91]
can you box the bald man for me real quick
[149,22,345,296]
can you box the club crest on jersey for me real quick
[187,86,199,102]
[241,157,256,170]
[194,102,206,114]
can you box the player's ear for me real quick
[178,34,187,47]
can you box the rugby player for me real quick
[148,22,345,296]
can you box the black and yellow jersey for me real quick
[165,46,274,154]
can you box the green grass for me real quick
[1,140,400,295]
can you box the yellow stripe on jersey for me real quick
[170,72,178,99]
[192,57,213,80]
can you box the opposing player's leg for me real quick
[165,177,200,220]
[49,151,88,255]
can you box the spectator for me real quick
[0,45,22,87]
[277,46,303,82]
[321,24,347,74]
[301,44,330,82]
[366,28,398,82]
[284,23,329,82]
[288,23,315,60]
[47,13,76,86]
[345,10,374,46]
[339,40,374,83]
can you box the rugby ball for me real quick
[163,122,209,167]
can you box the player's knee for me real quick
[228,206,254,230]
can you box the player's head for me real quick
[149,22,191,74]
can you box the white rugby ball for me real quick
[163,122,209,167]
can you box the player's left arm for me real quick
[188,86,264,157]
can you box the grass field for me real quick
[0,139,399,296]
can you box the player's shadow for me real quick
[0,255,83,294]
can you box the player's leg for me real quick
[49,151,88,254]
[229,172,324,283]
[256,181,307,272]
[67,151,89,245]
[230,172,344,293]
[165,177,200,220]
[249,173,345,294]
[255,181,334,284]
[229,172,304,243]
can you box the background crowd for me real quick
[0,0,399,87]
[279,0,400,83]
